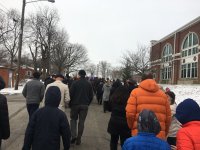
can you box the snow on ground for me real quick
[0,84,200,105]
[161,84,200,105]
[0,86,23,95]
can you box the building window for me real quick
[161,44,172,80]
[181,62,197,78]
[182,32,199,57]
[26,71,32,76]
[162,44,173,63]
[161,67,172,80]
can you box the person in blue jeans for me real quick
[122,109,170,150]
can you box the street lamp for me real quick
[14,0,55,90]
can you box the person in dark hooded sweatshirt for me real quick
[0,76,10,149]
[122,109,170,150]
[22,86,71,150]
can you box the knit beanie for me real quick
[137,109,161,135]
[175,98,200,125]
[45,86,61,107]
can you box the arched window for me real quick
[162,44,173,62]
[161,44,172,80]
[182,32,199,57]
[181,32,199,78]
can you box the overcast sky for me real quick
[1,0,200,66]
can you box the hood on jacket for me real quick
[139,79,159,93]
[0,76,5,90]
[45,86,61,107]
[175,98,200,125]
[137,109,161,135]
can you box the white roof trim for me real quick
[152,16,200,46]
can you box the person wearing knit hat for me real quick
[122,109,170,150]
[22,86,71,150]
[165,91,181,147]
[0,76,10,148]
[175,98,200,150]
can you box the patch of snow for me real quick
[0,86,24,95]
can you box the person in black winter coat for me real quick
[0,76,10,148]
[22,86,71,150]
[107,86,131,150]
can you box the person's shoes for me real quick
[71,138,76,144]
[76,138,81,145]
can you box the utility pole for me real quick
[14,0,55,90]
[15,0,26,90]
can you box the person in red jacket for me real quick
[175,98,200,150]
[126,73,171,140]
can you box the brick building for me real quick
[150,16,200,84]
[0,65,34,88]
[0,66,15,88]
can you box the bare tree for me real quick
[28,7,59,79]
[21,53,33,67]
[110,67,122,80]
[64,43,89,74]
[0,48,8,63]
[98,61,111,78]
[0,9,20,68]
[122,44,150,75]
[50,28,69,73]
[85,63,96,77]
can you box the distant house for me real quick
[15,65,35,84]
[0,65,35,88]
[0,66,15,88]
[150,16,200,84]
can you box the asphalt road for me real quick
[1,94,115,150]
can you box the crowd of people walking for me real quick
[0,71,200,150]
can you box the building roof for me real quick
[152,16,200,46]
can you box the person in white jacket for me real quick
[44,74,70,112]
[165,91,181,147]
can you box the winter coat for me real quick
[122,132,171,150]
[107,86,131,136]
[44,77,55,88]
[22,86,71,150]
[22,78,45,104]
[69,77,93,106]
[176,121,200,150]
[45,80,70,111]
[0,94,10,141]
[167,103,181,137]
[175,98,200,150]
[126,79,171,139]
[102,83,111,101]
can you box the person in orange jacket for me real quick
[175,98,200,150]
[125,73,171,140]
